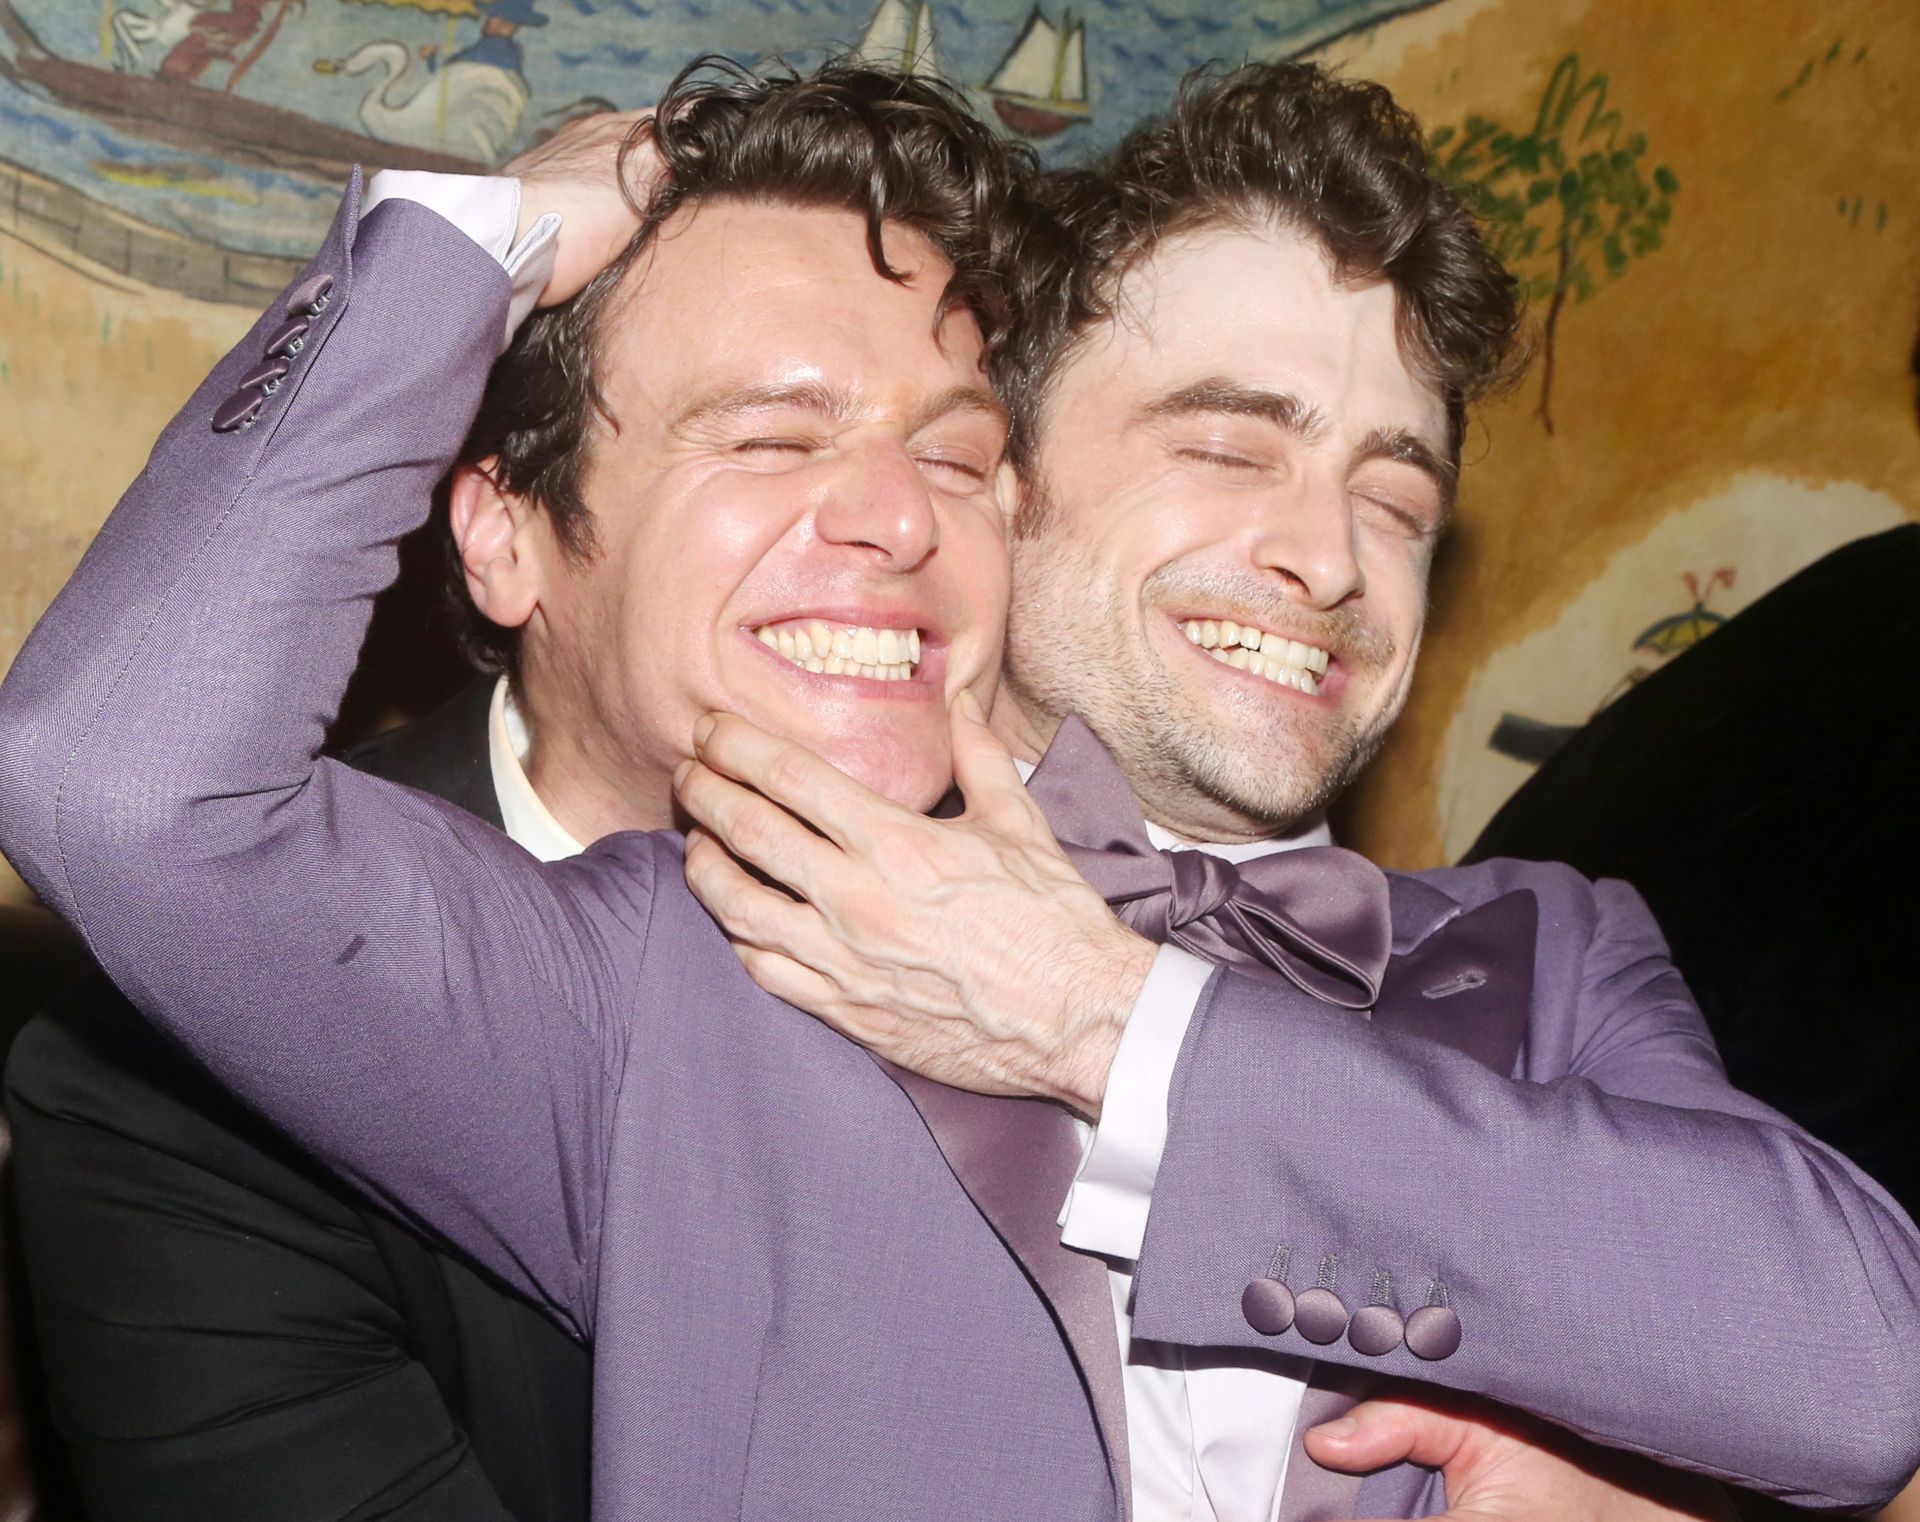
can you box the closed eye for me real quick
[736,438,814,455]
[917,453,989,483]
[1176,446,1267,473]
[1354,493,1433,537]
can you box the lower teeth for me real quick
[1208,646,1318,695]
[789,654,913,680]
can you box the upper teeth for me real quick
[754,620,921,681]
[1181,618,1329,695]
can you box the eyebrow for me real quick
[1353,425,1458,518]
[1142,377,1456,517]
[1138,379,1328,442]
[905,382,1005,435]
[671,380,1004,436]
[671,380,855,433]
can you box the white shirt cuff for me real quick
[1060,944,1216,1261]
[361,170,561,346]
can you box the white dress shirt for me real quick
[381,167,1333,1519]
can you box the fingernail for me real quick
[956,689,985,722]
[1314,1417,1358,1440]
[672,759,693,789]
[692,714,716,748]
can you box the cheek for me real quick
[634,470,806,624]
[1358,537,1432,643]
[949,508,1014,628]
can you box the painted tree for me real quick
[1429,54,1678,434]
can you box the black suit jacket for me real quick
[1467,523,1920,1219]
[4,680,591,1522]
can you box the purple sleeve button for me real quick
[1241,1278,1295,1336]
[238,357,290,395]
[1346,1304,1404,1357]
[1291,1287,1348,1345]
[211,388,265,433]
[286,271,334,317]
[264,316,311,359]
[1404,1304,1463,1361]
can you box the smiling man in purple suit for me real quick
[666,65,1920,1519]
[1,53,1917,1522]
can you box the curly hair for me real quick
[450,55,1061,675]
[1002,61,1525,476]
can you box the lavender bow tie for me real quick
[1027,717,1393,1009]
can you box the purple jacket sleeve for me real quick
[1132,862,1920,1512]
[0,180,649,1338]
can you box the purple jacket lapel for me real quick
[879,884,1540,1522]
[876,1061,1132,1518]
[1277,886,1539,1521]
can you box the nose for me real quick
[812,436,940,572]
[1249,469,1364,610]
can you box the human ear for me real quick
[449,460,544,631]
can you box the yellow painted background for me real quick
[2,0,1916,907]
[1311,0,1920,865]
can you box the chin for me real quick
[827,736,953,812]
[751,708,953,812]
[735,673,957,812]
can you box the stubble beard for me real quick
[1006,487,1404,838]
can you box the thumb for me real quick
[949,689,1029,821]
[1304,1398,1477,1476]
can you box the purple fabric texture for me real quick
[3,187,1919,1517]
[0,189,1117,1521]
[1138,859,1920,1511]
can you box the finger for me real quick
[692,713,900,851]
[682,827,826,958]
[1303,1398,1474,1476]
[675,762,841,899]
[729,940,847,1026]
[948,691,1043,829]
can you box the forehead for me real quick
[600,200,992,407]
[1058,220,1444,441]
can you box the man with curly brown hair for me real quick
[2,59,1064,1522]
[4,56,1916,1522]
[675,63,1920,1520]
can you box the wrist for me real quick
[1049,927,1157,1119]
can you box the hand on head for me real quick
[502,108,662,307]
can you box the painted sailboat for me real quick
[854,0,941,79]
[984,4,1088,139]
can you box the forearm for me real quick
[1136,968,1920,1511]
[0,184,631,1323]
[0,180,501,915]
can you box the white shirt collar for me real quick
[487,682,1334,864]
[1012,757,1332,859]
[488,676,587,862]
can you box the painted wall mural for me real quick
[1,0,1916,904]
[1430,52,1678,435]
[0,0,1440,288]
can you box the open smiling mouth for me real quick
[1178,617,1331,696]
[753,620,922,682]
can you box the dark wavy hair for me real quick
[450,55,1058,675]
[1003,61,1525,478]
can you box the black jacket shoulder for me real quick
[4,680,588,1522]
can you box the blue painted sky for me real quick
[1,0,1440,259]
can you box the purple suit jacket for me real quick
[3,183,1917,1519]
